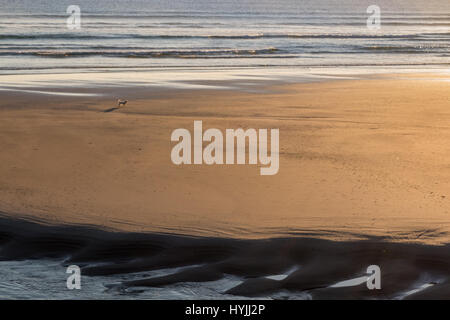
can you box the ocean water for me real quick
[0,260,254,300]
[0,259,443,300]
[0,0,449,75]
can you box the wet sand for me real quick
[0,74,449,244]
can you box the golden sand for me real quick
[0,74,449,243]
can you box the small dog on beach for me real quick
[117,99,128,107]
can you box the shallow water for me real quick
[0,0,449,75]
[0,215,448,299]
[0,260,254,300]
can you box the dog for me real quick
[117,99,128,107]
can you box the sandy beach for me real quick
[0,72,449,299]
[2,0,450,302]
[0,74,449,244]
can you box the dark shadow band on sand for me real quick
[0,213,448,300]
[103,107,119,113]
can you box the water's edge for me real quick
[0,213,448,299]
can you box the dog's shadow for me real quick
[103,107,119,113]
